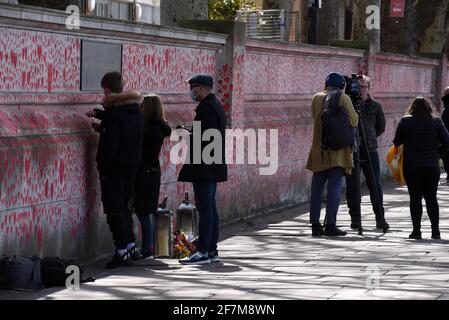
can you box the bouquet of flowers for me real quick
[173,230,196,259]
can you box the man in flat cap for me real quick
[178,74,228,265]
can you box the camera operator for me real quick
[346,75,389,230]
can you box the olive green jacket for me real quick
[306,90,359,175]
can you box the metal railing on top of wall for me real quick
[236,9,300,43]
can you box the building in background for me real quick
[160,0,208,26]
[252,0,355,45]
[2,0,208,26]
[1,0,363,46]
[91,0,161,24]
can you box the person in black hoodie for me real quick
[86,72,144,268]
[441,87,449,183]
[133,94,172,259]
[178,74,227,265]
[393,96,449,240]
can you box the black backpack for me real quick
[321,91,355,150]
[40,257,94,288]
[0,255,43,291]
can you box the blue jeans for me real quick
[310,167,344,224]
[136,214,154,251]
[193,182,219,255]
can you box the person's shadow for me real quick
[194,263,242,273]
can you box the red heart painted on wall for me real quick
[25,159,31,178]
[37,46,42,59]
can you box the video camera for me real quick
[344,74,364,102]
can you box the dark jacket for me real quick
[140,120,172,170]
[360,97,386,152]
[95,91,144,177]
[134,120,172,214]
[442,94,449,130]
[393,115,449,168]
[178,93,228,183]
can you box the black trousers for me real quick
[134,166,161,215]
[100,166,137,250]
[443,152,449,179]
[403,166,440,231]
[346,151,384,222]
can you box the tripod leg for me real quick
[353,161,364,236]
[346,161,362,229]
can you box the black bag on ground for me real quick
[321,90,354,150]
[41,256,94,287]
[40,257,95,287]
[0,255,43,291]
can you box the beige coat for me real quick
[306,90,359,175]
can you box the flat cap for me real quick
[187,74,214,89]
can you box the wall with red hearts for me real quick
[0,24,221,260]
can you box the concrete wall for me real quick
[0,3,445,262]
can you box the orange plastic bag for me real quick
[386,145,405,186]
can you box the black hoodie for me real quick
[95,91,144,177]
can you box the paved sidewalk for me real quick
[2,180,449,300]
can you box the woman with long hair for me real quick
[393,96,449,239]
[134,94,172,258]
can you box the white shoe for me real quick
[179,252,211,265]
[209,251,220,263]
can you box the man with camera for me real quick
[346,75,389,231]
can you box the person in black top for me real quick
[178,74,228,265]
[86,72,144,268]
[441,87,449,183]
[393,96,449,240]
[133,94,172,259]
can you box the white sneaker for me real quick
[179,251,210,265]
[209,251,220,263]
